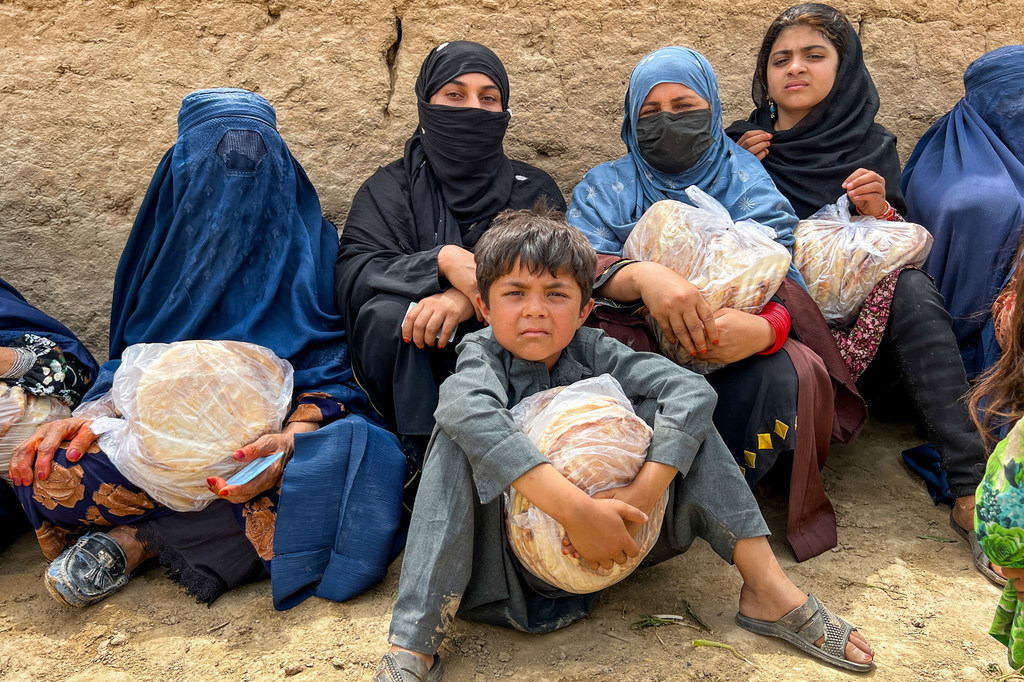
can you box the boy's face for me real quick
[478,261,594,371]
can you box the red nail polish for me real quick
[38,473,47,481]
[233,451,245,461]
[67,450,80,461]
[207,477,218,486]
[689,351,697,357]
[712,339,719,345]
[402,337,410,343]
[219,490,229,496]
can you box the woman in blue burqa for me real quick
[1,279,98,550]
[9,88,406,610]
[902,45,1024,379]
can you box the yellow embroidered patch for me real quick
[744,450,757,468]
[774,420,789,440]
[757,433,773,450]
[739,465,747,477]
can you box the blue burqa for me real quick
[93,88,405,609]
[902,46,1024,378]
[566,47,804,286]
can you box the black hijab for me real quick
[335,41,565,324]
[725,5,906,219]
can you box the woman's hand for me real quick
[631,263,719,356]
[736,130,773,161]
[206,422,316,504]
[438,245,484,320]
[842,168,888,217]
[9,418,96,486]
[402,288,475,350]
[699,308,775,365]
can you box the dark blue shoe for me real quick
[44,532,129,608]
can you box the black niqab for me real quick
[725,17,907,219]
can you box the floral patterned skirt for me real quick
[830,266,912,380]
[13,442,278,602]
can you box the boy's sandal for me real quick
[44,531,131,608]
[734,594,873,673]
[949,510,1008,587]
[372,651,445,682]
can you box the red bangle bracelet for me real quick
[757,301,790,355]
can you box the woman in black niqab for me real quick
[335,41,565,459]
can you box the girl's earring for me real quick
[768,97,777,120]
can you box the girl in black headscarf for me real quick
[726,3,992,583]
[335,41,565,465]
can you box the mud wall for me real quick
[2,0,1020,358]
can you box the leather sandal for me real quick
[44,531,130,608]
[949,510,1008,587]
[372,651,445,682]
[735,594,872,673]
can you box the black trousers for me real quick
[857,269,986,498]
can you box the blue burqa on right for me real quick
[902,46,1024,378]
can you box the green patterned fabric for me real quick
[976,422,1024,667]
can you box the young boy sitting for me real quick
[373,208,875,681]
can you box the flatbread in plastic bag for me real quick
[623,186,792,373]
[504,374,665,594]
[91,339,293,512]
[0,382,71,479]
[794,195,933,327]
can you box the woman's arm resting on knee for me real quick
[9,418,97,485]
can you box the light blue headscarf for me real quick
[567,47,803,284]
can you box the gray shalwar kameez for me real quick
[389,326,770,654]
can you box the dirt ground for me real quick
[0,416,1014,682]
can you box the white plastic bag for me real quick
[93,339,294,512]
[0,382,71,479]
[623,186,792,373]
[794,195,933,326]
[504,374,666,594]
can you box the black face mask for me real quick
[635,109,714,174]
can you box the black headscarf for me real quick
[335,40,565,325]
[725,4,906,219]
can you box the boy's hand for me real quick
[560,497,647,570]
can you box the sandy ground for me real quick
[0,415,1015,682]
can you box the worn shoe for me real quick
[372,651,444,681]
[44,531,130,608]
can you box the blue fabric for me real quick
[83,88,405,607]
[91,88,368,414]
[566,47,804,286]
[0,277,98,381]
[271,416,407,610]
[901,443,955,507]
[901,46,1024,378]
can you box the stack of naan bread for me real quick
[0,383,71,479]
[505,375,665,594]
[97,340,293,511]
[794,200,933,326]
[623,192,791,371]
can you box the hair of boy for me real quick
[475,203,598,310]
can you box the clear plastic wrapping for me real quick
[794,195,933,327]
[504,374,665,594]
[0,382,71,479]
[623,186,792,372]
[91,339,294,512]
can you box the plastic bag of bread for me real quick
[89,339,294,512]
[794,195,933,327]
[622,186,792,373]
[0,382,71,479]
[504,374,667,594]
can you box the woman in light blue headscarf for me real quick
[902,45,1024,380]
[568,47,865,562]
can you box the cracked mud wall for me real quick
[2,0,1021,358]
